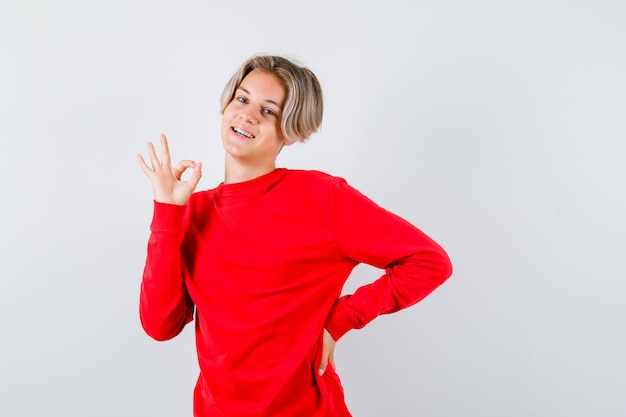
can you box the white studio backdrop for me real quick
[1,1,625,416]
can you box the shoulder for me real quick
[187,188,217,210]
[283,168,333,180]
[281,169,345,189]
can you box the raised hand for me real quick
[137,134,202,205]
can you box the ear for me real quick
[282,136,297,147]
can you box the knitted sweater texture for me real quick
[140,168,452,416]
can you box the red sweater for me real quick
[140,168,452,417]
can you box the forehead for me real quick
[238,69,287,106]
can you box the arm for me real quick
[137,134,202,341]
[139,202,194,341]
[324,178,453,341]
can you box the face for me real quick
[221,69,291,167]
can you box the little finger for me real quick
[136,154,154,177]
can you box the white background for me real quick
[1,1,625,416]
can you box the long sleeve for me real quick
[324,178,452,340]
[139,201,194,341]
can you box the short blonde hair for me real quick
[220,55,323,143]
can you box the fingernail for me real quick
[318,368,324,376]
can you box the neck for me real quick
[224,156,276,184]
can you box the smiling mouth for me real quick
[233,127,254,139]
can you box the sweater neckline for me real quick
[216,168,287,206]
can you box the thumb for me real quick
[186,162,203,191]
[318,329,335,376]
[318,350,329,376]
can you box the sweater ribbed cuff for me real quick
[150,201,187,233]
[324,297,355,341]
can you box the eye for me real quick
[263,108,276,116]
[236,96,248,104]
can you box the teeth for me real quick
[233,127,253,138]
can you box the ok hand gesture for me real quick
[137,134,202,206]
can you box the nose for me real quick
[239,106,258,124]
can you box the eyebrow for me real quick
[237,87,283,109]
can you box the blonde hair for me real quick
[220,55,323,143]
